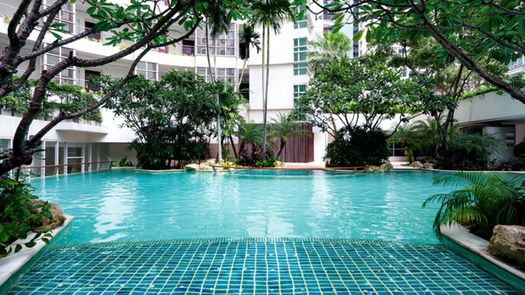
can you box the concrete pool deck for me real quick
[5,239,520,294]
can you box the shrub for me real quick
[513,140,525,157]
[0,178,53,257]
[237,144,276,167]
[423,172,525,239]
[324,127,390,167]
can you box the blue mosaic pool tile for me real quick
[7,239,520,294]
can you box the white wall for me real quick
[455,91,525,123]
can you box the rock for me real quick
[198,163,213,171]
[365,165,384,173]
[423,162,434,170]
[184,164,199,171]
[30,199,65,232]
[412,161,424,168]
[488,225,525,268]
[184,163,213,172]
[380,162,394,171]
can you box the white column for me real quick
[54,141,59,176]
[88,143,93,172]
[63,142,69,175]
[40,141,46,177]
[81,143,86,173]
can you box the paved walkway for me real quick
[8,239,519,294]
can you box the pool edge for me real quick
[441,224,525,294]
[0,215,73,295]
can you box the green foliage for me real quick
[395,118,501,170]
[108,70,243,169]
[0,79,102,122]
[513,140,525,158]
[235,122,278,167]
[117,156,133,167]
[324,127,390,167]
[0,178,53,257]
[308,32,351,73]
[292,54,424,136]
[269,113,306,158]
[255,153,278,167]
[423,172,525,239]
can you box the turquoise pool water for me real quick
[30,170,451,245]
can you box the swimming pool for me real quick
[7,169,521,294]
[30,169,451,245]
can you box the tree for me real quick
[108,70,219,169]
[250,0,296,158]
[292,54,424,137]
[203,0,233,165]
[381,35,508,162]
[308,31,350,73]
[0,0,248,175]
[269,113,306,158]
[311,0,525,103]
[237,25,261,91]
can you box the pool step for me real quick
[8,239,520,294]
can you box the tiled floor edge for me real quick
[441,224,525,294]
[0,216,73,291]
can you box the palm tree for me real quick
[250,0,295,158]
[308,32,351,73]
[204,1,231,164]
[236,25,261,91]
[423,172,525,239]
[269,113,306,158]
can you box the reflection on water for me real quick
[30,170,451,245]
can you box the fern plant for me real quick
[423,172,525,239]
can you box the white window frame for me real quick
[196,67,236,84]
[43,46,77,85]
[196,25,237,57]
[43,0,76,34]
[294,38,308,76]
[135,61,159,81]
[294,84,307,100]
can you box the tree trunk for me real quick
[413,5,525,104]
[229,135,238,158]
[262,25,270,158]
[277,140,286,158]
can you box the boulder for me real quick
[412,161,424,168]
[380,162,394,171]
[184,164,199,171]
[423,162,434,170]
[198,163,213,171]
[30,199,65,232]
[365,165,384,173]
[488,225,525,268]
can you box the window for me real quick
[85,21,100,40]
[196,67,236,84]
[294,85,307,100]
[44,47,76,85]
[196,26,236,56]
[294,38,307,76]
[182,39,195,56]
[136,62,158,80]
[44,1,75,33]
[294,6,307,29]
